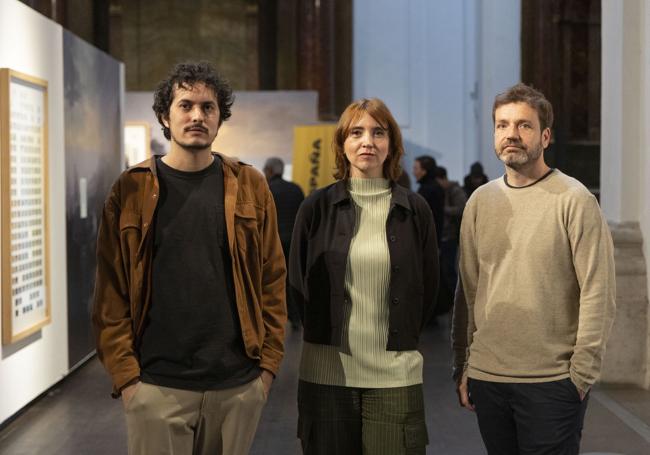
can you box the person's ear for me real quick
[541,127,551,148]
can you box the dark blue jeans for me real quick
[468,378,589,455]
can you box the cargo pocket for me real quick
[404,421,429,451]
[297,415,312,451]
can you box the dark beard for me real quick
[177,140,212,151]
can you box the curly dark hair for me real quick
[152,61,234,140]
[333,98,404,182]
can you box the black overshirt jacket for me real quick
[289,180,439,351]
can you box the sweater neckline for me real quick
[348,178,390,195]
[503,168,555,189]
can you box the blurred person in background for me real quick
[463,161,489,198]
[413,155,445,246]
[264,156,305,329]
[433,165,466,317]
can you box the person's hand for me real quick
[121,382,140,408]
[260,370,274,399]
[456,375,475,412]
[578,387,587,401]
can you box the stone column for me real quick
[600,0,650,389]
[600,222,650,389]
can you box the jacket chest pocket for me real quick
[119,212,142,286]
[234,202,261,254]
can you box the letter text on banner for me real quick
[292,124,337,195]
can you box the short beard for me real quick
[176,140,212,151]
[497,142,543,170]
[170,131,214,152]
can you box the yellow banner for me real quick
[292,124,337,195]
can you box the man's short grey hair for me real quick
[264,157,284,176]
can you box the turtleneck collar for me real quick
[348,177,391,195]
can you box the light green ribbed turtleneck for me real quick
[299,178,423,388]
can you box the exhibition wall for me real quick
[0,0,124,425]
[0,0,68,425]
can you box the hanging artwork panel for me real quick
[0,68,50,345]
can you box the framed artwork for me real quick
[124,121,151,167]
[0,68,50,345]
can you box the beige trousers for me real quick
[125,376,267,455]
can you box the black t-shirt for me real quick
[139,156,259,390]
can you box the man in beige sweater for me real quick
[452,83,615,454]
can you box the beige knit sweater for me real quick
[452,170,616,393]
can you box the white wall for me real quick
[0,0,68,424]
[353,0,520,183]
[476,0,521,180]
[601,0,641,223]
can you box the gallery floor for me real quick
[1,317,649,454]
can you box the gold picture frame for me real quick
[0,68,50,345]
[124,121,151,167]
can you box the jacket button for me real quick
[143,222,148,228]
[392,297,399,305]
[152,193,157,199]
[389,235,396,242]
[393,265,400,271]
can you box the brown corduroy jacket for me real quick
[92,153,287,397]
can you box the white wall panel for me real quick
[353,0,411,127]
[0,0,68,424]
[477,0,521,180]
[353,0,519,183]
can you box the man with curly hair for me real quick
[93,61,287,455]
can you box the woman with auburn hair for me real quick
[289,98,439,454]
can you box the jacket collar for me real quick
[330,179,412,212]
[127,151,242,176]
[390,182,412,211]
[331,180,350,205]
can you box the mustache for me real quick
[502,141,526,150]
[184,125,208,133]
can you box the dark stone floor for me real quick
[1,317,649,454]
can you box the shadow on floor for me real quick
[0,317,649,454]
